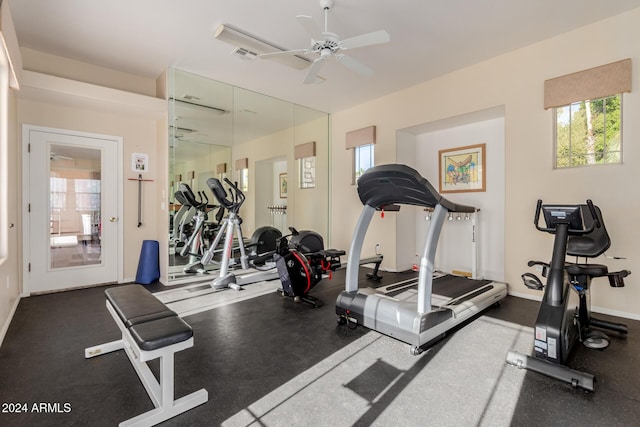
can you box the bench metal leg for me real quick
[85,301,208,426]
[85,339,124,358]
[119,346,208,427]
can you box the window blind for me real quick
[294,141,316,159]
[544,58,631,110]
[345,125,376,149]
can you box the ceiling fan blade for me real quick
[259,49,310,59]
[303,57,326,84]
[296,15,323,41]
[336,54,373,76]
[340,30,390,50]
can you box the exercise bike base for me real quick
[506,350,594,391]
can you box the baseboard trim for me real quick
[507,290,640,321]
[0,295,21,348]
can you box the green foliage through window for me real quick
[354,144,374,183]
[555,94,622,168]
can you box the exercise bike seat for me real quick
[565,204,610,278]
[566,263,608,278]
[565,204,630,286]
[566,205,610,258]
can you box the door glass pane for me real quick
[49,144,102,269]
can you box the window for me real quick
[50,177,68,210]
[75,178,101,211]
[544,59,630,169]
[299,156,315,189]
[234,158,248,192]
[555,94,622,168]
[294,142,316,189]
[238,168,248,192]
[346,126,376,184]
[354,143,374,182]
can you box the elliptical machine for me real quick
[274,227,345,307]
[205,177,281,291]
[506,199,631,391]
[176,183,226,273]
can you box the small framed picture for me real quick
[279,173,288,198]
[132,152,149,173]
[439,143,485,193]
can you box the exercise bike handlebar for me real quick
[534,199,600,235]
[207,177,245,211]
[178,183,211,211]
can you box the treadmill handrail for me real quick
[356,164,475,213]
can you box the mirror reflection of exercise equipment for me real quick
[167,68,330,283]
[506,200,631,391]
[169,179,282,286]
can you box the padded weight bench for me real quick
[85,285,208,427]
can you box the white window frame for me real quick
[553,94,623,169]
[299,156,315,189]
[237,168,248,192]
[353,143,374,184]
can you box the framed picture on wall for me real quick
[279,173,288,198]
[439,143,486,193]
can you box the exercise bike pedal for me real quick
[583,330,610,350]
[521,272,544,290]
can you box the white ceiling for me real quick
[10,0,640,113]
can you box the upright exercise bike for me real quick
[506,200,630,391]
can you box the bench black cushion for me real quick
[106,285,175,327]
[129,315,193,351]
[105,285,194,352]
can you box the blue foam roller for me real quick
[135,240,160,285]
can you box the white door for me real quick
[24,126,122,293]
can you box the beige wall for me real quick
[232,116,329,239]
[21,48,156,97]
[234,127,294,237]
[331,8,640,318]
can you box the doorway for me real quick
[255,157,288,234]
[23,126,123,294]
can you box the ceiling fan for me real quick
[260,0,390,84]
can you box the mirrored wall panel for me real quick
[168,68,329,282]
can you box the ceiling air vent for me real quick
[232,47,258,60]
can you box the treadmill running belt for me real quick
[433,274,492,299]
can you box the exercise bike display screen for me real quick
[542,205,583,230]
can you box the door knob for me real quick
[109,217,118,222]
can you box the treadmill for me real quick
[336,164,508,355]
